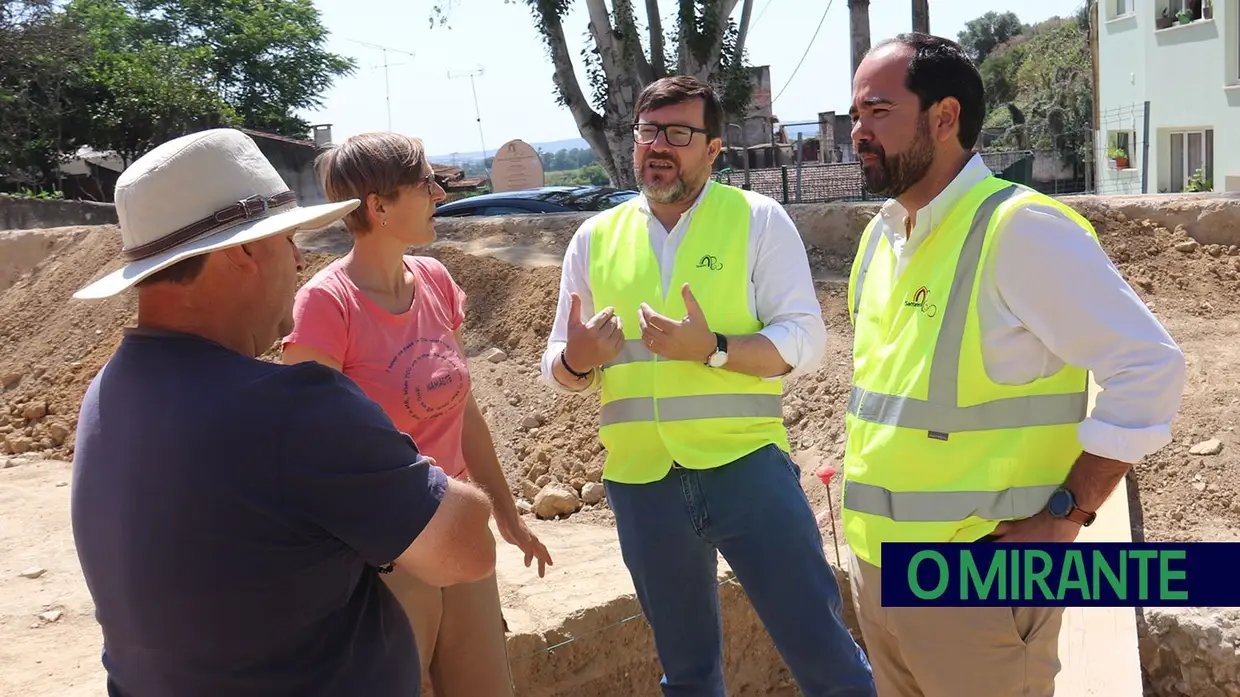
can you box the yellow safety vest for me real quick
[587,182,790,485]
[843,175,1095,567]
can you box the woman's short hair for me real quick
[315,132,428,233]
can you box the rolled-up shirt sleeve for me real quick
[540,219,602,395]
[992,204,1187,464]
[750,197,829,381]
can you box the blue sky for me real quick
[300,0,1089,158]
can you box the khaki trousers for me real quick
[847,548,1064,697]
[381,568,515,697]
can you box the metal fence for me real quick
[708,102,1158,204]
[711,150,1043,205]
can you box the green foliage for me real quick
[974,10,1093,169]
[1,0,353,193]
[539,147,598,171]
[71,0,356,136]
[68,0,235,164]
[957,10,1026,63]
[0,0,95,188]
[546,162,609,186]
[1009,18,1092,166]
[1186,168,1211,192]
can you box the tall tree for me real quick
[67,0,234,167]
[911,0,928,34]
[956,10,1024,64]
[0,0,94,189]
[848,0,871,80]
[438,0,757,188]
[68,0,356,137]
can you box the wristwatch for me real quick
[705,333,729,368]
[1046,486,1096,527]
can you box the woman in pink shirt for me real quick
[281,132,551,696]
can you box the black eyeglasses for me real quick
[632,122,709,147]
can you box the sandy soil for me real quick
[1,199,1238,695]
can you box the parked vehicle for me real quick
[433,185,638,218]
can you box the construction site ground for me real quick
[1,193,1239,696]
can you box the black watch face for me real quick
[1048,489,1071,517]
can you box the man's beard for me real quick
[635,154,706,205]
[858,113,936,198]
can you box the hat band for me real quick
[120,190,299,263]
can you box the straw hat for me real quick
[73,128,358,299]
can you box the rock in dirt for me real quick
[0,373,20,389]
[1141,607,1240,697]
[45,420,69,445]
[520,414,543,430]
[38,610,62,623]
[4,434,34,454]
[533,482,581,519]
[1175,240,1200,253]
[20,401,46,421]
[482,348,508,364]
[1190,438,1224,456]
[19,567,46,579]
[581,481,605,505]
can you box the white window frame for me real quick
[1115,0,1133,17]
[1168,129,1214,192]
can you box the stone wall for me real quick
[0,195,117,231]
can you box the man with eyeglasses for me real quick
[539,75,876,697]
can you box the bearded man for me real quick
[537,75,877,697]
[842,33,1185,697]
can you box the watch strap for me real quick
[1066,506,1097,527]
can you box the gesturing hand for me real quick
[563,292,624,373]
[638,283,716,362]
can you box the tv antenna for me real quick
[343,37,416,131]
[447,65,489,175]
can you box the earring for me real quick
[382,219,388,226]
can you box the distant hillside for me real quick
[433,119,824,163]
[430,136,588,163]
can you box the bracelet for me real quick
[560,349,591,380]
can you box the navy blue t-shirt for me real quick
[71,328,448,697]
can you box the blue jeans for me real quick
[604,443,876,697]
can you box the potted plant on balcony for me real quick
[1107,146,1129,169]
[1156,8,1175,29]
[1177,7,1193,24]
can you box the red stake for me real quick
[814,464,842,564]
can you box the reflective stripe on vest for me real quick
[587,182,790,485]
[842,177,1094,564]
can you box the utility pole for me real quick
[448,65,489,176]
[342,38,416,132]
[911,0,929,34]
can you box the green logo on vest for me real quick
[905,286,938,318]
[696,254,723,271]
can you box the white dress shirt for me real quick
[539,180,827,394]
[870,153,1186,465]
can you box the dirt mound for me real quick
[0,227,133,458]
[1,204,1239,545]
[1074,202,1240,319]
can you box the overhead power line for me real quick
[770,0,833,106]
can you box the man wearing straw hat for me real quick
[69,128,498,697]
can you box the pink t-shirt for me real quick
[284,255,472,480]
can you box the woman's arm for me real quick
[456,329,553,577]
[282,342,343,371]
